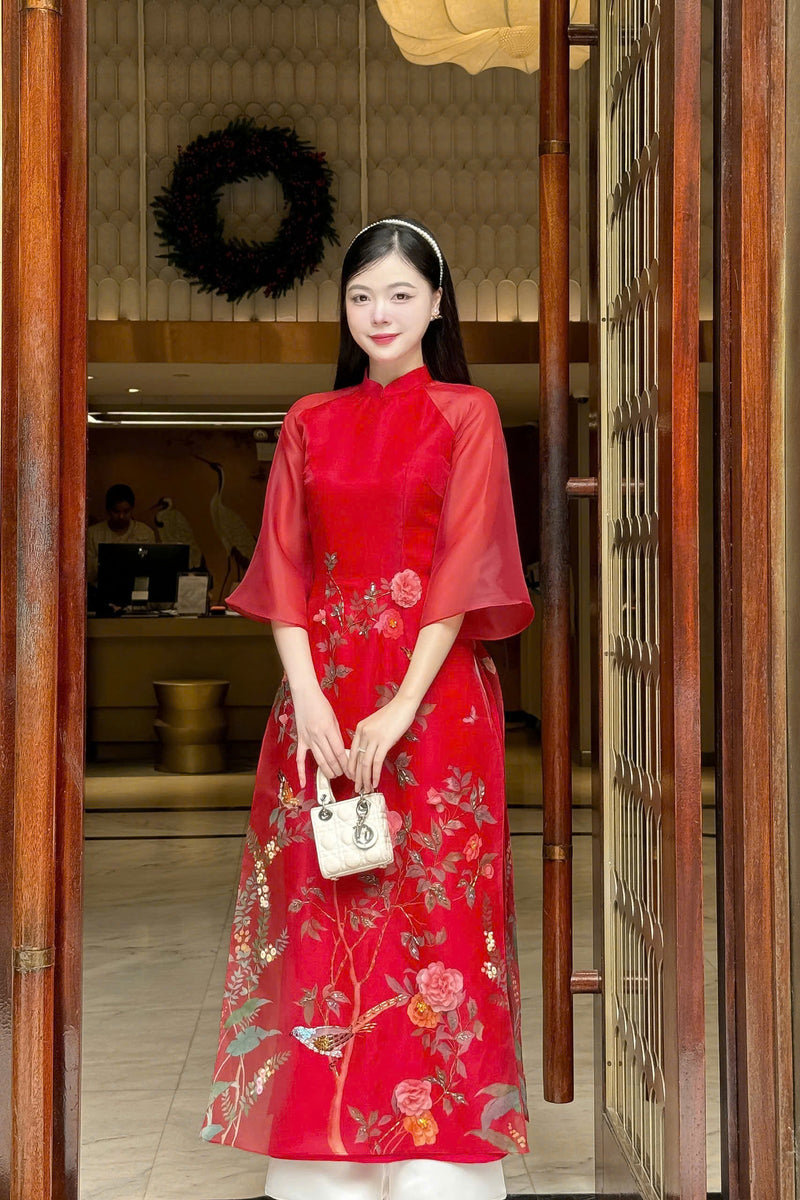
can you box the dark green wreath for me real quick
[151,117,338,304]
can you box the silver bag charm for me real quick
[309,765,394,880]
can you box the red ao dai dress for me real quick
[201,364,535,1164]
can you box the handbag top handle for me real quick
[315,765,334,806]
[315,765,371,806]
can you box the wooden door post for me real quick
[715,0,793,1195]
[1,0,87,1191]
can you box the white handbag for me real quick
[309,764,394,880]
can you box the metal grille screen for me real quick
[600,2,665,1196]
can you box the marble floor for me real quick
[81,727,721,1199]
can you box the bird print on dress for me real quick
[291,994,407,1058]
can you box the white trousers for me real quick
[264,1156,507,1200]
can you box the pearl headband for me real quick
[348,218,444,288]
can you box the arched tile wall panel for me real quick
[89,0,714,322]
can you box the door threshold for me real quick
[240,1195,724,1200]
[239,1193,724,1199]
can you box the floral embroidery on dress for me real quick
[481,928,501,983]
[277,741,516,1151]
[394,1077,433,1115]
[201,829,290,1144]
[375,607,404,638]
[389,569,422,608]
[338,962,473,1153]
[205,659,525,1152]
[343,959,529,1155]
[313,552,424,693]
[414,961,465,1011]
[274,674,298,759]
[423,766,496,826]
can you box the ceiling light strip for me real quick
[92,411,287,418]
[87,418,282,428]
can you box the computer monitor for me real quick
[96,543,190,612]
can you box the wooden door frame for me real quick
[1,0,87,1192]
[0,0,795,1195]
[714,0,793,1196]
[787,3,800,1199]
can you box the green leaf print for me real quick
[207,1081,235,1102]
[226,1026,280,1056]
[200,1123,225,1141]
[224,997,271,1029]
[468,1128,521,1155]
[476,1084,522,1131]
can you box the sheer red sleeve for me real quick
[418,389,534,641]
[225,407,312,628]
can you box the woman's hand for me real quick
[347,694,420,792]
[293,685,352,789]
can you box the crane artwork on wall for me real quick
[153,498,204,569]
[194,455,258,602]
[88,430,264,608]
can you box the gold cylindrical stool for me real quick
[153,678,230,774]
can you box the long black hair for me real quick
[333,218,471,389]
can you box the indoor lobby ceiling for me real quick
[86,359,714,428]
[86,361,583,425]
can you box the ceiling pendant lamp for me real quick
[375,0,591,74]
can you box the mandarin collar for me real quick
[360,364,432,398]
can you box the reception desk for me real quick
[86,615,283,760]
[87,612,527,762]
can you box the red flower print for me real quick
[375,608,404,639]
[416,962,465,1012]
[425,787,447,813]
[481,863,495,879]
[390,569,422,608]
[402,1110,439,1146]
[393,1077,433,1116]
[407,993,440,1029]
[311,608,326,623]
[464,833,482,861]
[387,809,403,846]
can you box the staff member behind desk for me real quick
[87,483,155,588]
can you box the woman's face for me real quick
[344,250,442,384]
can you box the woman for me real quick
[201,218,535,1200]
